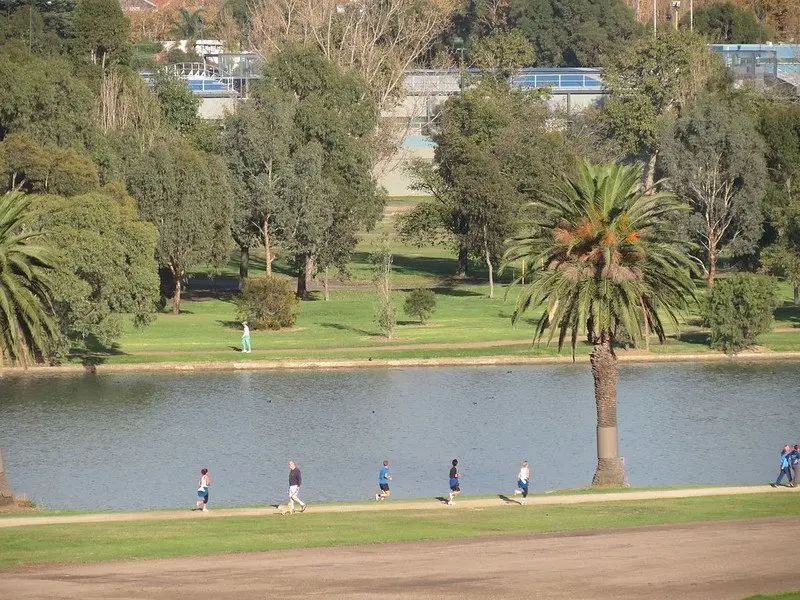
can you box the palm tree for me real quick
[0,192,57,366]
[505,160,696,486]
[172,9,205,45]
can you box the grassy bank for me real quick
[1,493,798,568]
[63,283,800,366]
[47,193,800,365]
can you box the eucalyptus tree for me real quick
[505,161,696,486]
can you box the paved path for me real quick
[0,485,793,529]
[2,517,798,599]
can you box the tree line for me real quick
[0,0,799,367]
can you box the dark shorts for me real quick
[450,484,460,492]
[379,483,390,491]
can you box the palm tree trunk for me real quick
[590,337,626,486]
[0,449,14,506]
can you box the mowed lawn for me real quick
[1,493,798,568]
[81,194,800,363]
[102,281,800,363]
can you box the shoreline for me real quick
[3,350,800,376]
[1,350,800,377]
[0,485,791,528]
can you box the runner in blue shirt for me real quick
[376,460,392,500]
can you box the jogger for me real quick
[448,459,460,505]
[513,460,531,504]
[376,460,392,500]
[195,468,211,511]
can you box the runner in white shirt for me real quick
[513,461,530,505]
[196,468,211,511]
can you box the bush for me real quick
[705,274,779,354]
[235,275,298,330]
[404,289,437,323]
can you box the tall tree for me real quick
[504,160,696,486]
[125,137,233,313]
[73,0,131,67]
[0,192,57,366]
[602,30,722,188]
[404,79,573,281]
[246,47,383,297]
[759,101,800,304]
[452,0,642,67]
[659,94,766,287]
[0,42,97,149]
[222,88,294,278]
[30,185,160,353]
[687,1,766,42]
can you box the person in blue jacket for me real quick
[772,445,794,487]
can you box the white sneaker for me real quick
[521,500,526,505]
[202,507,209,512]
[447,500,454,505]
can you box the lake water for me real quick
[0,362,798,511]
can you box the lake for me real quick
[0,361,797,510]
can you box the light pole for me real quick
[672,1,680,30]
[690,0,693,32]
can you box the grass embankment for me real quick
[54,194,800,365]
[1,493,798,568]
[90,285,800,365]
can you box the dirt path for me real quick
[3,517,798,599]
[0,485,794,529]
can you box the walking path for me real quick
[0,485,791,529]
[4,517,799,599]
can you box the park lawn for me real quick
[744,595,800,600]
[0,493,798,568]
[95,280,800,363]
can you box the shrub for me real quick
[235,275,298,330]
[705,274,779,354]
[404,289,437,323]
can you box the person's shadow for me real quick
[435,496,450,504]
[498,494,522,505]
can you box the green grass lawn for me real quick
[86,279,800,364]
[0,493,797,568]
[744,594,800,600]
[74,192,800,364]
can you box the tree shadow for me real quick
[68,335,128,367]
[498,494,522,505]
[676,331,711,346]
[320,322,377,337]
[433,287,484,298]
[217,320,244,329]
[397,320,424,326]
[775,303,800,326]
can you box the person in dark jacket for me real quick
[288,461,307,513]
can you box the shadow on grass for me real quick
[675,331,711,346]
[433,287,484,298]
[320,322,377,337]
[434,496,450,505]
[68,335,128,368]
[498,494,522,505]
[775,303,800,326]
